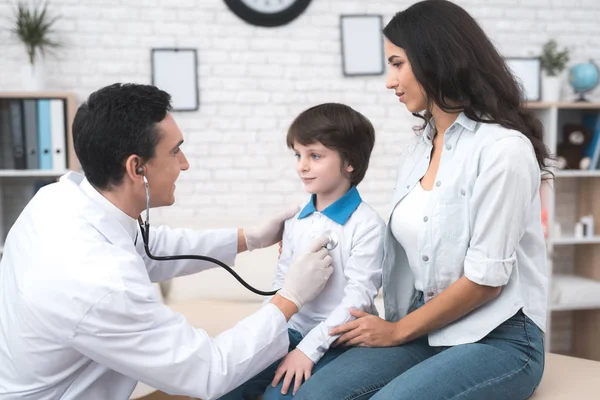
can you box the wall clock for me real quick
[224,0,312,27]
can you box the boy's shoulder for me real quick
[352,200,386,229]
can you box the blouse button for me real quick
[422,255,429,262]
[446,144,452,150]
[461,188,466,196]
[427,291,435,297]
[423,216,428,222]
[435,181,441,187]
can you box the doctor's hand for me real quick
[271,349,314,396]
[243,204,300,252]
[278,235,333,310]
[331,309,400,348]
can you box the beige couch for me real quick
[131,218,600,399]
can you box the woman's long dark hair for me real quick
[383,0,551,175]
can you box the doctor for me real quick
[0,83,333,400]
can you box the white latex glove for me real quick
[244,204,300,252]
[278,236,334,310]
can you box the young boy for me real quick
[219,103,385,400]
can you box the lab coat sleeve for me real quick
[69,285,289,400]
[135,224,238,282]
[295,220,385,363]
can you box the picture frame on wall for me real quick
[151,48,199,112]
[506,57,541,102]
[340,15,384,77]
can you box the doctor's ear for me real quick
[124,155,147,180]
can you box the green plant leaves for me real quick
[540,39,570,77]
[10,2,63,65]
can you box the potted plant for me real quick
[10,1,63,91]
[540,39,570,102]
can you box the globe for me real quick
[568,60,599,101]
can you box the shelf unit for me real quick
[530,101,600,361]
[0,92,79,253]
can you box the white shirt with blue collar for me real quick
[272,186,385,363]
[383,112,548,347]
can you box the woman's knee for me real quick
[262,384,294,400]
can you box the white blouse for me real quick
[390,182,432,292]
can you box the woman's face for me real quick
[384,39,428,113]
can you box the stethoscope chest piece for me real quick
[322,230,339,251]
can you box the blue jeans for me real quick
[218,328,347,400]
[294,293,545,400]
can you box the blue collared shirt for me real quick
[383,113,548,346]
[298,186,363,225]
[272,187,385,363]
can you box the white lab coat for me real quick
[0,172,289,400]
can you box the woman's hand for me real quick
[271,349,314,395]
[331,309,402,348]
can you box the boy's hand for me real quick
[271,348,314,395]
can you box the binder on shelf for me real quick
[23,99,39,170]
[0,100,15,169]
[583,113,600,170]
[36,99,53,170]
[8,99,26,170]
[50,99,66,171]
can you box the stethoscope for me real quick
[137,174,339,296]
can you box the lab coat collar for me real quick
[298,186,362,225]
[60,171,139,244]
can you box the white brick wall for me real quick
[1,0,599,224]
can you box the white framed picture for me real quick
[151,48,199,111]
[340,15,384,77]
[506,57,541,102]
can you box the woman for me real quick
[294,1,549,399]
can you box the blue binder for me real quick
[37,99,53,170]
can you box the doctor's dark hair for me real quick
[73,83,172,189]
[383,0,551,175]
[286,103,375,186]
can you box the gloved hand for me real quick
[244,204,300,252]
[278,236,334,310]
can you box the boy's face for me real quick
[293,140,353,199]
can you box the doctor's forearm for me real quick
[237,229,248,253]
[393,276,501,344]
[270,294,298,321]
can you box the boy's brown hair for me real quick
[286,103,375,186]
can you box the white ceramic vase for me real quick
[542,75,561,102]
[20,62,46,91]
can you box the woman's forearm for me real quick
[393,276,501,344]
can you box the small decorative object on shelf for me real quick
[9,1,64,91]
[540,39,570,102]
[574,221,584,239]
[580,215,595,237]
[556,123,593,170]
[569,60,599,102]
